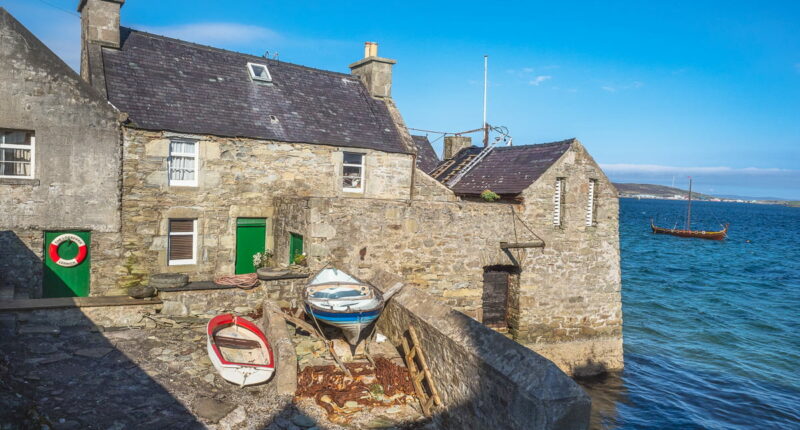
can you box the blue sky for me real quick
[5,0,800,199]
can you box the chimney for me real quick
[444,136,473,159]
[349,42,396,98]
[78,0,124,94]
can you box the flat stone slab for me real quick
[17,325,60,335]
[193,396,236,423]
[73,347,112,358]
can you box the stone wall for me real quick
[273,197,525,318]
[515,141,623,376]
[0,9,124,298]
[271,141,623,376]
[120,127,414,284]
[369,271,590,429]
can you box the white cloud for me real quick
[137,22,283,47]
[600,163,792,175]
[529,75,552,86]
[601,81,644,92]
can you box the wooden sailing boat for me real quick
[650,178,729,240]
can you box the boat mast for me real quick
[686,177,693,230]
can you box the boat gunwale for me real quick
[304,300,384,316]
[208,314,275,370]
[650,221,729,240]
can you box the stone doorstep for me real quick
[0,296,162,312]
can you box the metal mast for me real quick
[483,55,489,147]
[686,177,693,230]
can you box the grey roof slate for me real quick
[432,139,574,196]
[101,28,408,153]
[411,135,440,173]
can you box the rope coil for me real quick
[213,273,259,289]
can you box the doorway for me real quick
[235,218,267,274]
[289,233,304,264]
[481,265,519,331]
[43,231,91,298]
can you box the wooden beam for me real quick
[0,296,161,312]
[499,241,545,249]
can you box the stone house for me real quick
[1,0,623,377]
[0,8,122,299]
[77,0,419,289]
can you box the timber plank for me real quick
[0,296,161,312]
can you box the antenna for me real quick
[483,55,489,147]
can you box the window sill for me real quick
[343,188,364,194]
[0,178,40,186]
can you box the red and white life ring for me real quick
[48,234,87,267]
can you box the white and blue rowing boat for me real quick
[303,267,384,345]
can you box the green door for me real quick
[43,231,90,298]
[235,218,267,274]
[289,233,304,264]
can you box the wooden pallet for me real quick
[401,325,442,416]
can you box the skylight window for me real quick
[247,62,272,82]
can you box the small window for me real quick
[168,138,198,187]
[0,129,35,178]
[586,179,598,226]
[168,219,197,265]
[342,152,365,192]
[247,62,272,82]
[553,177,566,227]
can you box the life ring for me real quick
[48,234,87,267]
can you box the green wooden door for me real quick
[289,233,304,264]
[43,231,90,298]
[235,218,267,274]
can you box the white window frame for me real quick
[168,138,198,187]
[342,151,365,193]
[168,219,197,266]
[553,177,565,227]
[586,179,598,226]
[247,62,272,82]
[0,130,35,179]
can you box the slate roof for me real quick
[432,139,574,196]
[411,135,440,173]
[101,28,409,154]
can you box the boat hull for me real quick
[651,223,728,240]
[207,314,275,387]
[304,303,382,345]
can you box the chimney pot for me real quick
[349,41,396,99]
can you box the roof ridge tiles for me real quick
[119,27,357,80]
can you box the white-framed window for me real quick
[553,177,566,227]
[247,62,272,82]
[0,129,35,179]
[586,179,598,226]
[342,152,365,192]
[168,138,198,187]
[168,219,197,265]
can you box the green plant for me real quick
[252,250,274,269]
[292,253,307,267]
[480,189,501,202]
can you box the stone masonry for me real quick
[273,140,623,377]
[120,128,414,283]
[0,8,123,298]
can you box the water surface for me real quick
[579,199,800,429]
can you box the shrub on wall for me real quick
[480,189,501,202]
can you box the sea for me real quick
[578,198,800,429]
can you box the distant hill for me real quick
[613,183,715,200]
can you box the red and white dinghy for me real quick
[206,314,275,387]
